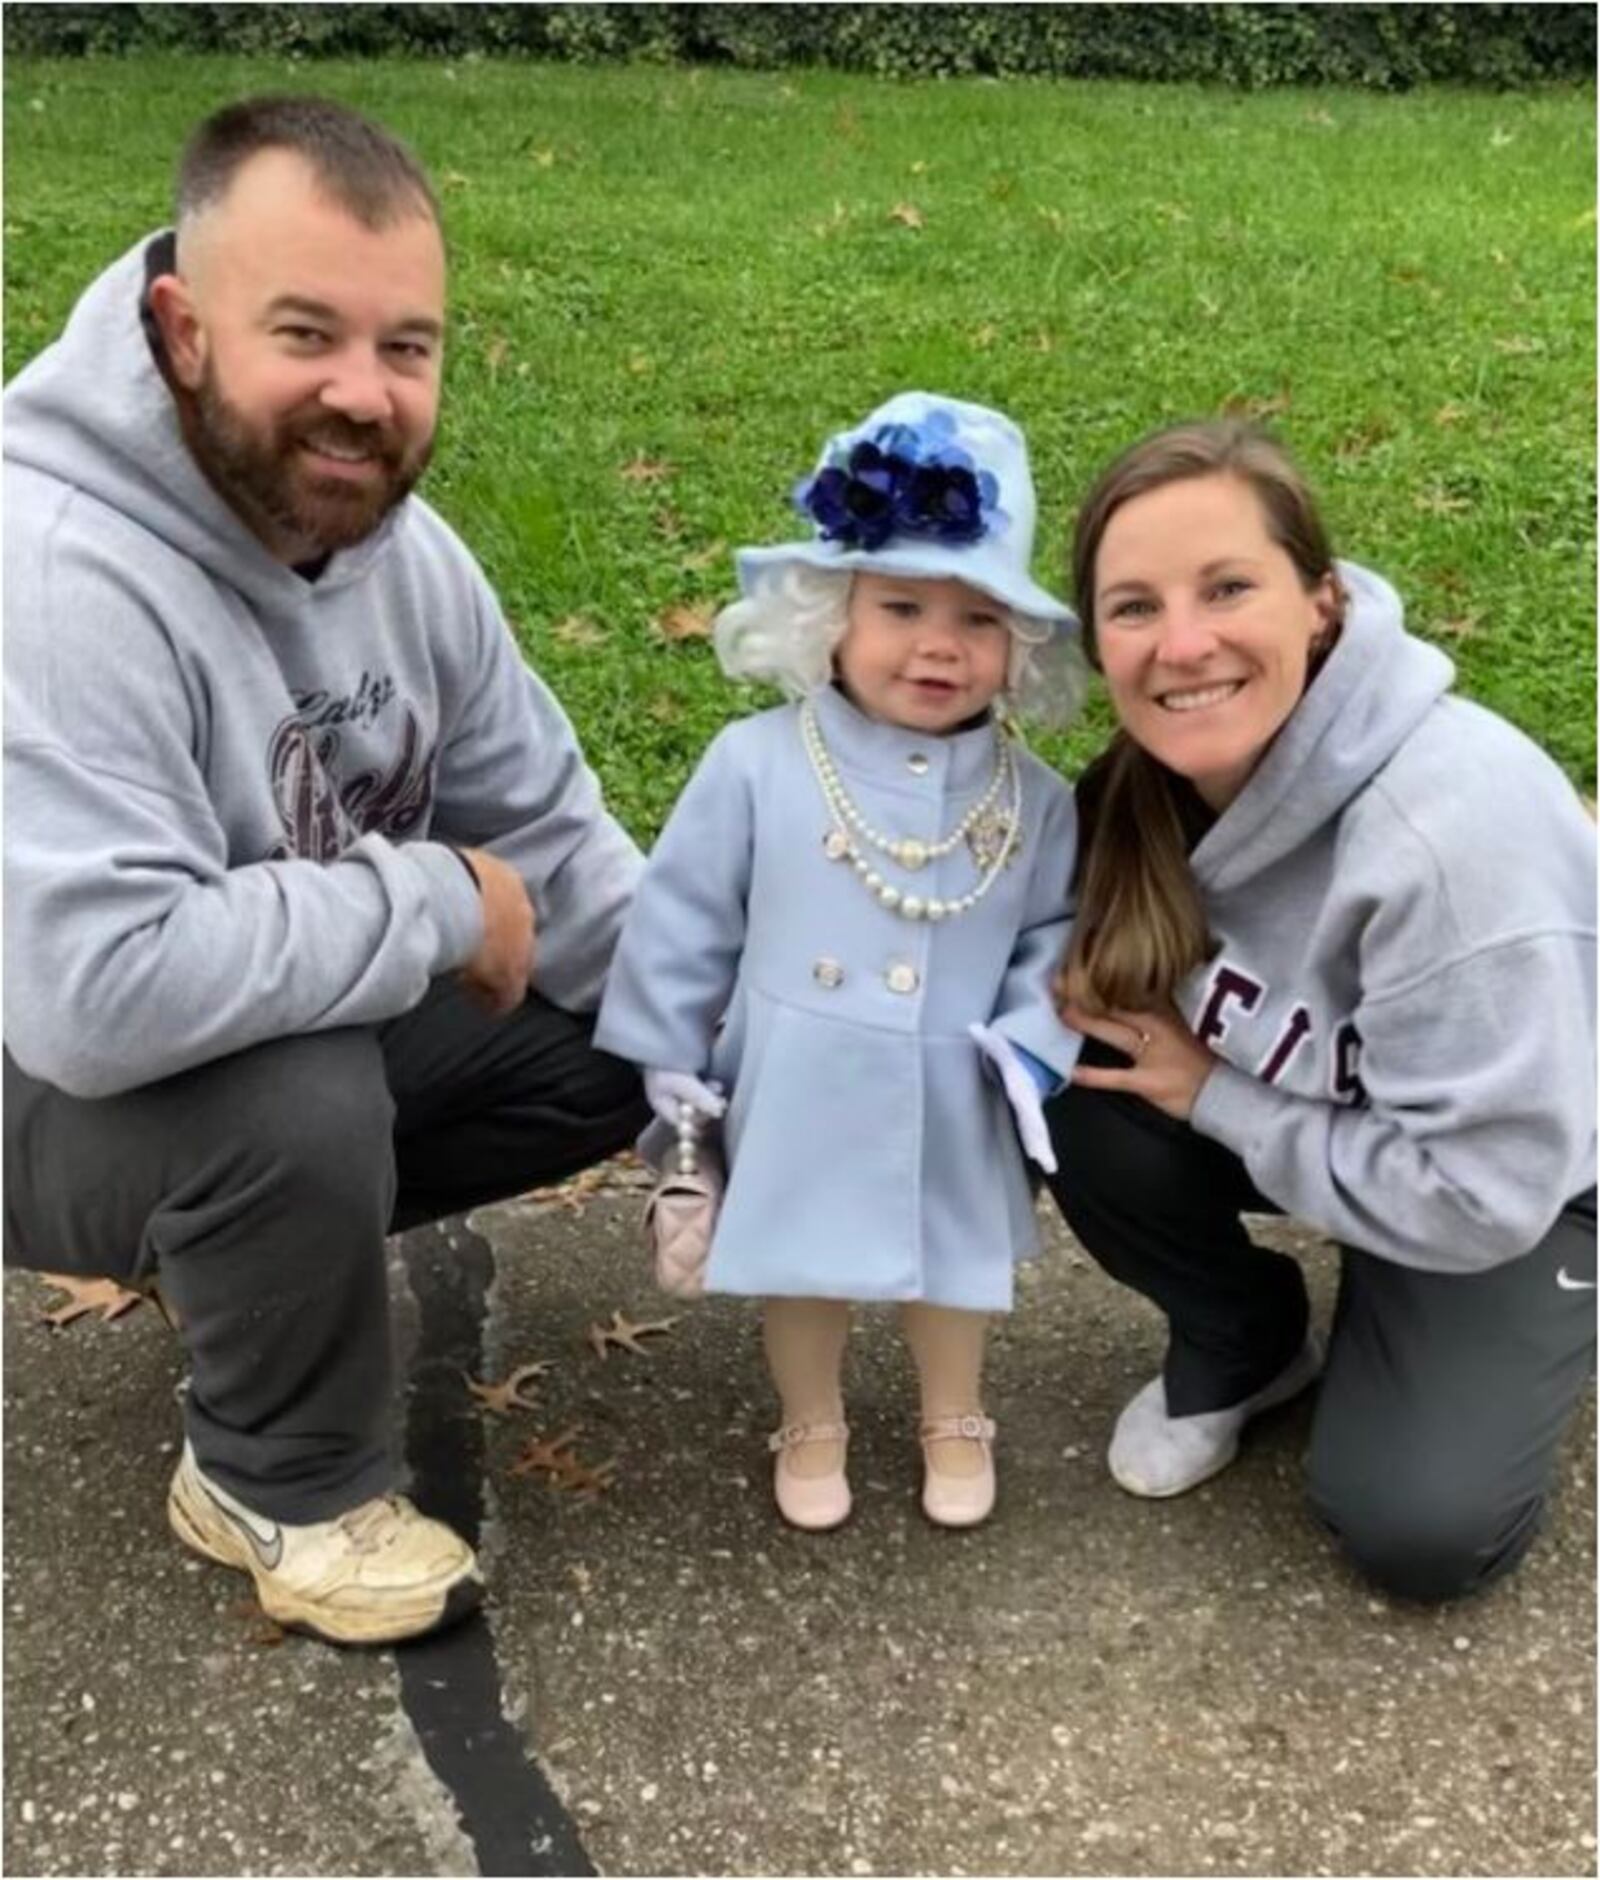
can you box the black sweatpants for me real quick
[1043,1052,1597,1603]
[4,980,649,1523]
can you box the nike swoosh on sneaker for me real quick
[200,1479,285,1569]
[1556,1268,1596,1292]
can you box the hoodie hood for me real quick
[2,233,403,609]
[1190,561,1454,895]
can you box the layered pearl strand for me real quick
[799,697,1021,923]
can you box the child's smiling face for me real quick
[835,573,1011,733]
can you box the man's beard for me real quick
[187,362,432,556]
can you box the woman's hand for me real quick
[1060,1001,1217,1121]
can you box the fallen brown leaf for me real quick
[486,335,510,374]
[38,1272,145,1329]
[508,1424,618,1499]
[1414,489,1470,517]
[657,603,714,642]
[535,1165,610,1213]
[587,1309,681,1361]
[1433,614,1481,640]
[1222,389,1292,422]
[229,1598,287,1648]
[550,613,607,649]
[1432,403,1468,427]
[465,1360,555,1416]
[620,454,673,485]
[680,540,728,573]
[1333,421,1393,464]
[889,201,924,231]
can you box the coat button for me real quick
[813,957,844,988]
[885,961,919,995]
[906,752,930,775]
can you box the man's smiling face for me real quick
[156,146,446,561]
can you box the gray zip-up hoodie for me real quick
[4,235,641,1099]
[1182,563,1596,1272]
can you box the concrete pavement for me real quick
[4,1170,1594,1876]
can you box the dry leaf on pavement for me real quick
[465,1360,555,1416]
[38,1272,145,1329]
[587,1309,681,1361]
[229,1598,287,1648]
[508,1425,618,1500]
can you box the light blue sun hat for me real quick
[736,391,1075,629]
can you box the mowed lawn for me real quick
[5,56,1594,833]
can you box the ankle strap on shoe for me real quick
[920,1413,995,1444]
[768,1420,849,1453]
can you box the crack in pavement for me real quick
[397,1219,594,1878]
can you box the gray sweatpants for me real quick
[1044,1049,1597,1603]
[4,980,649,1522]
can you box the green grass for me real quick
[5,57,1594,832]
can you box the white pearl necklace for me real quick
[799,697,1022,923]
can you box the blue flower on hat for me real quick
[792,409,1005,552]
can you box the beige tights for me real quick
[763,1297,991,1479]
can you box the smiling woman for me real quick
[1040,418,1597,1605]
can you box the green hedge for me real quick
[5,3,1594,88]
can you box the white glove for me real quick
[644,1068,727,1129]
[968,1023,1058,1175]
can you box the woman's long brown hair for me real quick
[1060,421,1339,1015]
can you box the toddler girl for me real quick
[596,393,1082,1529]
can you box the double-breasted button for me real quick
[906,752,930,775]
[813,957,845,989]
[885,961,919,995]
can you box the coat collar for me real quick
[808,681,1002,789]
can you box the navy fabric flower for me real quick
[792,413,1002,552]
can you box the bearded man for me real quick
[3,97,649,1645]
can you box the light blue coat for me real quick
[595,685,1081,1310]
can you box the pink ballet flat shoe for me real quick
[768,1420,851,1531]
[919,1412,997,1528]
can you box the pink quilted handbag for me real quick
[644,1102,724,1299]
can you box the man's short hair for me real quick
[176,95,440,230]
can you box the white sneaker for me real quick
[1108,1333,1325,1499]
[168,1442,482,1645]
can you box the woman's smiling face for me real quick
[1091,473,1340,811]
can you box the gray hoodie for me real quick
[4,235,641,1099]
[1183,563,1596,1272]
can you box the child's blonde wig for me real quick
[714,565,1085,725]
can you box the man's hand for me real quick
[458,848,535,1015]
